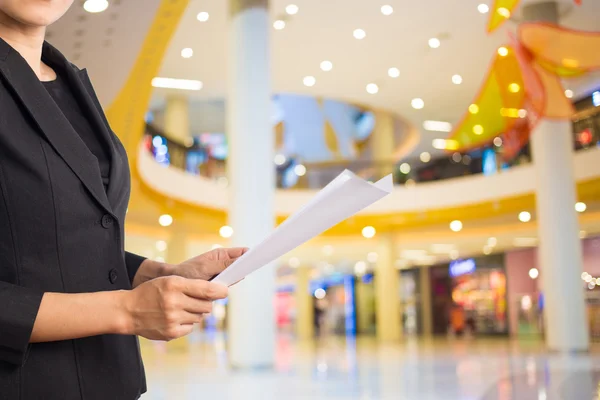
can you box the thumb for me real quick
[220,258,236,270]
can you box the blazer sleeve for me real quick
[125,251,147,284]
[0,282,44,365]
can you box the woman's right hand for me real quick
[122,276,228,341]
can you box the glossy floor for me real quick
[140,332,600,400]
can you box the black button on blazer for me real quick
[0,39,147,399]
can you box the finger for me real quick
[181,298,213,314]
[203,257,240,280]
[168,324,194,340]
[181,279,228,300]
[179,311,205,325]
[224,247,248,259]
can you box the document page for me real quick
[213,170,393,286]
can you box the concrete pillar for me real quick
[525,0,588,353]
[295,267,314,341]
[226,0,276,368]
[375,233,402,341]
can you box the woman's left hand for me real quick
[171,247,248,280]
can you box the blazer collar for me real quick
[0,38,116,215]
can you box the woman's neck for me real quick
[0,11,47,79]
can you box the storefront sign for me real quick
[449,258,476,277]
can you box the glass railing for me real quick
[142,104,600,189]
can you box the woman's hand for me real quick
[122,276,228,341]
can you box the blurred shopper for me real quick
[0,1,244,399]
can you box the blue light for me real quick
[449,258,476,277]
[156,144,168,156]
[152,136,164,147]
[593,91,600,107]
[343,275,356,335]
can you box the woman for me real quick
[0,1,244,399]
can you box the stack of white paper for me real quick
[213,170,393,286]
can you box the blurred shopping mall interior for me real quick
[53,0,600,398]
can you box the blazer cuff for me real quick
[0,283,44,365]
[125,251,147,284]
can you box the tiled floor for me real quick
[140,332,600,400]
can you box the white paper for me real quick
[213,170,393,286]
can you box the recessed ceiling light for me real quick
[420,152,431,163]
[469,104,479,114]
[565,89,574,99]
[411,98,425,109]
[450,220,463,232]
[181,48,193,58]
[219,225,234,238]
[273,20,286,30]
[518,211,532,223]
[354,29,366,40]
[473,124,484,135]
[497,7,511,18]
[424,120,453,132]
[152,77,203,91]
[303,76,316,87]
[575,202,587,213]
[366,83,379,94]
[158,214,173,227]
[493,137,503,147]
[478,4,490,14]
[285,4,299,15]
[452,74,463,85]
[362,226,376,239]
[488,237,498,247]
[83,0,108,13]
[294,164,307,176]
[498,47,509,57]
[508,83,521,93]
[274,154,287,166]
[320,60,333,71]
[388,67,400,78]
[197,11,210,22]
[529,268,539,279]
[399,163,411,174]
[381,5,394,15]
[428,38,441,49]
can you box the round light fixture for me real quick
[354,261,367,275]
[381,5,394,15]
[285,4,299,15]
[478,4,490,14]
[498,47,509,57]
[529,268,539,279]
[565,89,574,99]
[219,225,234,238]
[294,164,307,176]
[452,152,462,163]
[493,137,503,147]
[197,11,210,22]
[473,125,484,135]
[320,60,333,71]
[411,98,425,109]
[314,288,326,299]
[158,214,173,227]
[399,163,411,174]
[274,20,286,30]
[450,220,463,232]
[353,29,366,40]
[575,202,587,213]
[469,104,480,114]
[366,83,379,94]
[452,74,463,85]
[428,38,441,49]
[84,0,109,13]
[181,48,193,59]
[303,76,316,87]
[488,237,498,247]
[508,83,521,93]
[420,152,431,163]
[388,67,400,78]
[274,154,287,166]
[497,7,511,18]
[519,211,532,223]
[362,226,376,239]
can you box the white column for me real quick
[531,121,588,351]
[524,1,589,352]
[226,0,275,368]
[375,233,402,341]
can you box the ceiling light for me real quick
[158,214,173,227]
[582,272,590,280]
[399,163,411,174]
[529,268,539,279]
[428,38,441,49]
[367,252,379,263]
[575,202,587,213]
[411,98,425,109]
[314,288,326,299]
[493,137,503,147]
[273,20,286,30]
[289,257,301,268]
[452,74,463,85]
[152,77,203,91]
[498,47,509,57]
[473,125,484,135]
[353,29,366,40]
[497,7,511,18]
[381,5,394,15]
[469,104,480,114]
[274,154,287,166]
[155,240,168,252]
[354,261,367,275]
[420,152,431,163]
[320,60,333,71]
[219,225,234,238]
[508,83,521,93]
[83,0,109,13]
[585,275,594,283]
[518,211,532,223]
[181,48,193,59]
[303,76,316,87]
[388,67,400,78]
[294,164,307,176]
[432,139,459,151]
[565,89,574,99]
[450,220,463,232]
[285,4,299,15]
[366,83,379,94]
[362,226,376,239]
[488,237,498,247]
[197,11,210,22]
[424,120,453,132]
[478,4,490,14]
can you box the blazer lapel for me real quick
[0,39,113,214]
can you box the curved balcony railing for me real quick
[141,105,600,189]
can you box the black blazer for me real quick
[0,39,147,399]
